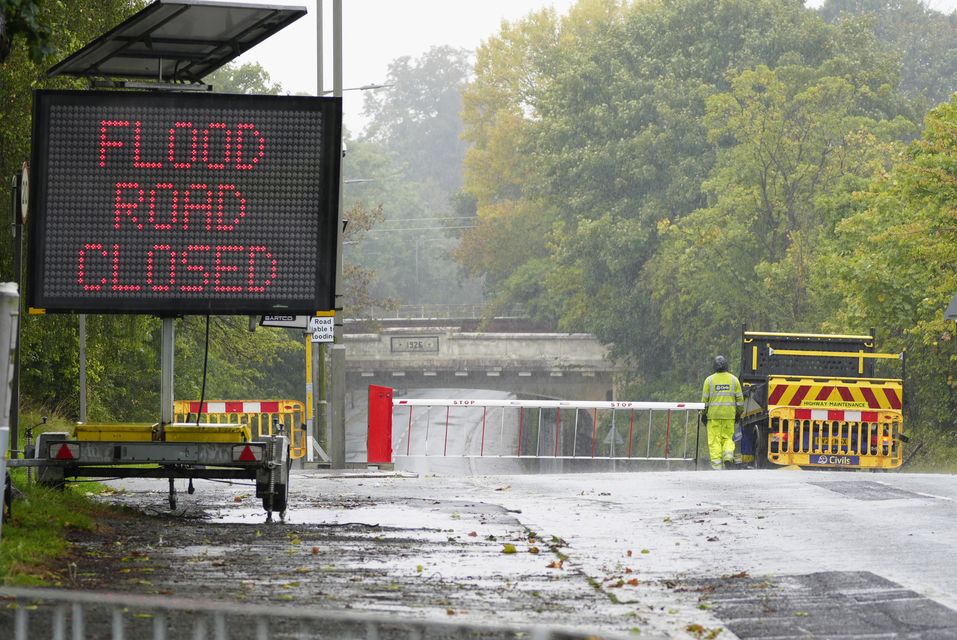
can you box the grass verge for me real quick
[0,469,116,586]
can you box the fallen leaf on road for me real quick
[502,544,517,554]
[706,536,719,542]
[311,547,321,555]
[624,568,633,574]
[729,571,749,579]
[627,550,633,557]
[547,560,564,569]
[627,578,639,586]
[529,546,540,554]
[468,531,477,537]
[641,549,650,554]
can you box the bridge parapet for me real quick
[347,329,613,371]
[344,328,619,400]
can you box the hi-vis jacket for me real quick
[701,371,744,421]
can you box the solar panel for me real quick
[47,0,305,83]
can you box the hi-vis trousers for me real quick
[707,418,736,469]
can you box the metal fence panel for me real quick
[0,587,619,640]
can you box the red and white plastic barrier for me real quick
[367,386,704,463]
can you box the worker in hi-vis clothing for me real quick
[701,355,744,470]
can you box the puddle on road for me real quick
[209,497,521,531]
[210,503,462,527]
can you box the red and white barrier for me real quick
[368,386,704,464]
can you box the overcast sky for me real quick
[225,0,957,133]
[226,0,573,131]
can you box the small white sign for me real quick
[260,315,310,329]
[310,316,334,342]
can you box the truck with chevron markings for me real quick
[738,330,905,470]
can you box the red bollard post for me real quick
[367,385,394,464]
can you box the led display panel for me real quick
[29,90,341,314]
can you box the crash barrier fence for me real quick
[0,587,604,640]
[173,400,308,460]
[380,395,705,462]
[765,406,904,468]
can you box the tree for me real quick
[458,0,917,394]
[0,0,53,63]
[827,97,957,459]
[819,0,957,107]
[350,47,483,309]
[362,46,471,211]
[647,63,914,380]
[204,62,282,95]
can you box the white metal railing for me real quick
[0,587,615,639]
[392,398,704,461]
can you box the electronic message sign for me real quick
[28,90,341,314]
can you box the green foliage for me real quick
[0,0,54,63]
[362,45,471,209]
[204,62,282,95]
[819,0,957,107]
[828,98,957,453]
[459,0,917,381]
[456,0,957,463]
[18,313,306,422]
[349,47,483,307]
[0,470,106,586]
[649,63,915,378]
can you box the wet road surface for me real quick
[22,469,957,639]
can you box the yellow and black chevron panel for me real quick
[767,377,902,411]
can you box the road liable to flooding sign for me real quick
[310,316,334,343]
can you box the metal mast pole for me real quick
[79,314,87,422]
[329,0,346,468]
[160,318,174,425]
[311,0,328,464]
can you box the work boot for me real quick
[710,461,724,471]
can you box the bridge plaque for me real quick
[390,336,439,353]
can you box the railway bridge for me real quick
[344,325,617,401]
